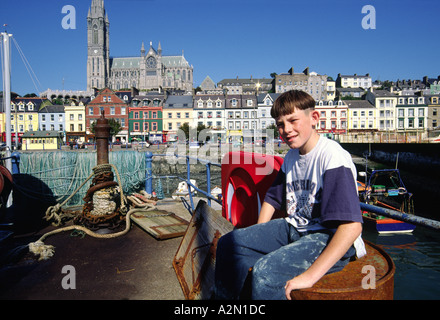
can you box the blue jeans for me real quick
[214,218,355,300]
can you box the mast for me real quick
[1,32,12,173]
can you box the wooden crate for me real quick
[173,200,234,300]
[130,209,189,240]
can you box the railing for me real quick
[3,150,440,230]
[144,152,222,213]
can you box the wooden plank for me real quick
[173,200,234,300]
[130,209,189,240]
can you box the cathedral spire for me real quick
[141,42,145,56]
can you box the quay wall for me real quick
[340,143,440,179]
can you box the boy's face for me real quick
[275,108,320,154]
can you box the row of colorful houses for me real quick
[2,86,440,150]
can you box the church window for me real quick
[93,24,98,44]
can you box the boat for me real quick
[358,168,416,234]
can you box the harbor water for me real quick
[352,155,440,299]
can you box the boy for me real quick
[214,90,365,300]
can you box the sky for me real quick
[0,0,439,96]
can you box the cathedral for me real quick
[86,0,193,92]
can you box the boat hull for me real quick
[363,214,416,234]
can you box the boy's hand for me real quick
[284,274,315,300]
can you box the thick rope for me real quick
[29,207,150,261]
[30,162,148,261]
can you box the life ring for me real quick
[221,152,284,228]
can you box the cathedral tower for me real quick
[87,0,110,91]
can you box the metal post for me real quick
[206,162,211,207]
[187,156,194,211]
[2,32,12,174]
[11,151,20,174]
[145,151,153,194]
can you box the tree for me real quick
[266,123,280,139]
[90,118,122,139]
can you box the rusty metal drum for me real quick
[290,240,395,300]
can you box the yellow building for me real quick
[366,89,398,131]
[163,95,193,141]
[64,101,86,144]
[9,98,44,142]
[21,131,63,150]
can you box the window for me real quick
[397,119,405,129]
[418,108,424,116]
[134,122,139,131]
[134,112,139,119]
[111,107,115,115]
[42,115,46,121]
[121,107,126,115]
[79,114,83,121]
[398,109,404,117]
[51,115,55,122]
[152,112,157,119]
[70,114,74,121]
[152,122,157,131]
[89,107,94,115]
[168,113,172,119]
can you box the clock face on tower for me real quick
[146,56,156,68]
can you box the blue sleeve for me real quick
[320,166,363,224]
[263,167,286,211]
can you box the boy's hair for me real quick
[271,90,316,119]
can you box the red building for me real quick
[86,87,129,142]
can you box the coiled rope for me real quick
[29,161,150,261]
